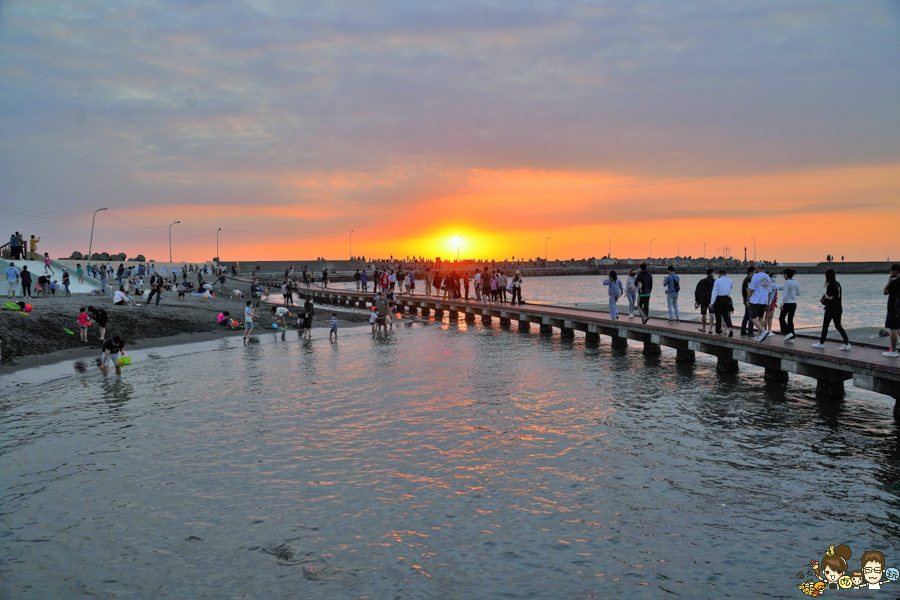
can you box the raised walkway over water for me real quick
[280,284,900,417]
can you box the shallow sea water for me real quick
[2,319,900,599]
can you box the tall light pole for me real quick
[545,236,550,260]
[456,236,461,261]
[649,238,655,258]
[608,233,616,259]
[703,242,707,258]
[349,230,354,259]
[216,227,222,263]
[677,240,683,256]
[751,237,757,262]
[87,207,107,260]
[169,220,180,262]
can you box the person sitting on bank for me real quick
[113,286,135,306]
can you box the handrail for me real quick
[0,242,9,260]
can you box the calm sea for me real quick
[2,315,899,598]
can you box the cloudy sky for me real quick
[2,0,899,262]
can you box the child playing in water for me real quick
[77,307,91,342]
[330,313,338,340]
[243,300,255,339]
[369,309,377,333]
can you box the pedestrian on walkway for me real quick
[511,271,523,305]
[694,268,715,332]
[778,269,799,342]
[663,265,680,322]
[76,263,84,284]
[29,235,40,258]
[625,269,637,318]
[812,268,851,351]
[62,268,71,296]
[883,264,900,357]
[710,269,734,337]
[764,272,778,334]
[748,263,774,342]
[740,266,756,336]
[635,263,653,324]
[603,270,622,320]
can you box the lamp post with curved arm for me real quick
[349,230,354,259]
[751,237,757,262]
[649,238,655,259]
[87,207,107,260]
[169,221,180,262]
[545,236,551,260]
[677,240,682,257]
[216,227,222,263]
[608,233,616,259]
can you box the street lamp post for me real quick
[703,242,707,258]
[545,236,551,260]
[456,236,461,261]
[349,230,354,259]
[677,240,682,257]
[87,207,107,260]
[649,238,655,258]
[608,233,616,259]
[751,237,757,262]
[216,227,222,263]
[169,221,180,262]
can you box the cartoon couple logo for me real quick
[797,544,898,596]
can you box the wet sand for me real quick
[0,281,370,368]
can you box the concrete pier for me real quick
[293,287,900,419]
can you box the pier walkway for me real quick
[286,284,900,417]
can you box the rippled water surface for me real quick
[2,321,900,599]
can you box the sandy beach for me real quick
[0,279,370,368]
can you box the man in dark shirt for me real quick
[740,266,756,336]
[883,264,900,357]
[694,268,715,333]
[20,266,32,298]
[88,305,109,339]
[634,263,653,324]
[101,335,126,376]
[250,278,263,308]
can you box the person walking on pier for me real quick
[473,269,481,300]
[603,270,622,320]
[663,265,680,322]
[498,271,508,303]
[635,263,653,324]
[748,263,773,342]
[20,266,32,299]
[883,264,900,357]
[740,266,756,337]
[354,269,361,291]
[710,269,734,337]
[625,270,637,318]
[812,268,851,351]
[694,268,715,333]
[778,269,799,342]
[511,271,523,305]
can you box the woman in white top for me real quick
[709,269,734,337]
[625,270,637,318]
[778,268,800,342]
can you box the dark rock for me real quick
[68,251,84,260]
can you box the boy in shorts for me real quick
[330,313,338,340]
[243,300,255,339]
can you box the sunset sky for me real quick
[2,1,899,263]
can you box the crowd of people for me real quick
[594,261,900,357]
